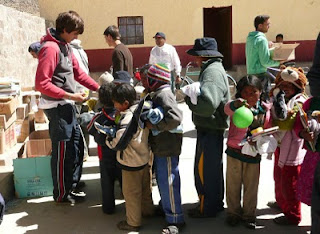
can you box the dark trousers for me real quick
[195,130,224,216]
[312,160,320,234]
[99,153,122,214]
[44,104,84,202]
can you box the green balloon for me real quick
[232,106,254,128]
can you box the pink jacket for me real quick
[224,100,272,150]
[273,93,307,167]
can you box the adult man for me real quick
[246,15,280,100]
[103,25,133,77]
[185,38,230,218]
[149,32,181,93]
[35,11,99,204]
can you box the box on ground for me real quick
[0,122,17,154]
[0,96,18,115]
[26,130,51,157]
[13,156,53,198]
[271,43,299,61]
[16,103,29,120]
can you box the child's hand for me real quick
[145,121,154,130]
[233,99,249,109]
[300,129,314,141]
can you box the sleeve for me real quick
[257,38,280,68]
[72,54,99,91]
[185,69,226,117]
[154,92,182,131]
[171,47,181,76]
[224,100,238,116]
[106,113,130,149]
[35,44,66,98]
[112,50,124,72]
[149,48,156,64]
[87,114,107,145]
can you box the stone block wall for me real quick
[0,4,45,87]
[0,0,40,16]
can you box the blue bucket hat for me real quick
[112,71,133,85]
[186,37,223,57]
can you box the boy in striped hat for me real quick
[145,64,185,233]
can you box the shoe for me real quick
[162,225,179,234]
[55,195,76,206]
[167,222,186,230]
[70,189,86,198]
[226,215,240,227]
[267,201,281,210]
[244,219,256,229]
[273,215,298,225]
[117,220,140,231]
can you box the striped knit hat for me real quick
[147,64,171,83]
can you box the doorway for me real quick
[203,6,232,69]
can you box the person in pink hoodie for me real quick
[35,11,99,204]
[267,66,308,225]
[224,75,272,229]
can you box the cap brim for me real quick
[186,49,223,58]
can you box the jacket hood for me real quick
[247,31,266,41]
[70,39,82,49]
[40,28,67,45]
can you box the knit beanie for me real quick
[98,71,114,85]
[147,64,171,83]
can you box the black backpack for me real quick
[0,193,5,225]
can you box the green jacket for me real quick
[246,31,280,75]
[185,58,230,132]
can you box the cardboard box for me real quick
[0,96,18,115]
[26,130,51,158]
[0,111,17,130]
[34,109,47,123]
[0,122,17,154]
[271,43,300,61]
[13,156,53,198]
[16,103,29,120]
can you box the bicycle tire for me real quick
[227,74,237,98]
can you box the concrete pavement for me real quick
[0,103,311,234]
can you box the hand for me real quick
[145,121,154,130]
[175,76,182,85]
[70,93,88,102]
[233,99,249,109]
[300,129,314,141]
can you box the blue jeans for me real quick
[194,130,224,216]
[154,155,184,224]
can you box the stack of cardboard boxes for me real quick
[0,80,53,198]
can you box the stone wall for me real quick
[0,4,45,87]
[0,0,40,16]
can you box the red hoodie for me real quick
[35,28,98,100]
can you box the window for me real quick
[118,16,144,45]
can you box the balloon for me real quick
[232,106,254,128]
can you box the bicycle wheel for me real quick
[175,76,193,103]
[227,74,237,98]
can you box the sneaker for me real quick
[70,189,86,198]
[267,201,281,210]
[55,195,76,206]
[244,219,256,229]
[273,215,298,225]
[226,215,240,227]
[117,220,140,232]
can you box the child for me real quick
[144,64,185,234]
[87,83,121,214]
[295,96,320,208]
[106,83,154,232]
[268,66,307,225]
[224,75,272,229]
